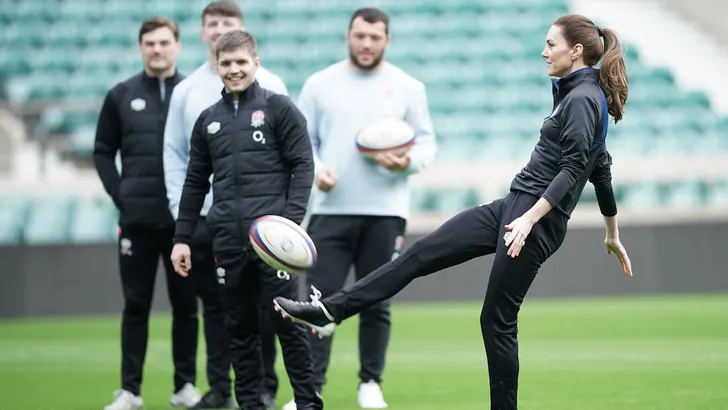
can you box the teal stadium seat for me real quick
[620,181,663,208]
[663,180,705,209]
[68,126,97,157]
[0,8,12,26]
[4,77,33,105]
[579,184,598,205]
[28,48,76,75]
[715,116,728,132]
[144,1,189,22]
[69,196,118,243]
[411,188,439,212]
[628,64,675,87]
[49,20,90,50]
[273,0,362,18]
[39,108,98,136]
[90,22,138,48]
[0,195,31,245]
[24,196,77,245]
[57,1,104,22]
[690,132,728,154]
[706,181,728,207]
[102,0,150,22]
[414,187,480,214]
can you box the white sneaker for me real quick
[104,390,144,410]
[282,398,297,410]
[169,383,201,408]
[358,381,388,409]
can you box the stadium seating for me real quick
[2,177,727,244]
[0,195,31,244]
[1,0,727,244]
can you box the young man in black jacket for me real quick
[170,30,323,410]
[94,17,203,410]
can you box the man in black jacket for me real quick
[170,30,323,410]
[94,17,203,410]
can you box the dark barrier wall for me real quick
[1,222,727,319]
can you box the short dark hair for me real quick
[138,16,179,43]
[202,1,244,24]
[348,7,389,34]
[214,30,257,59]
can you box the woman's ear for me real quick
[571,43,583,61]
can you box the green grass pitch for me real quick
[2,293,727,409]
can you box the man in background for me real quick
[94,17,203,410]
[163,2,287,408]
[281,7,438,410]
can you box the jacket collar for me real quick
[141,69,180,86]
[552,67,599,101]
[221,80,260,105]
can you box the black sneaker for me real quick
[261,392,276,409]
[273,286,337,338]
[187,391,237,409]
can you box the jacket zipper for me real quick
[230,100,247,250]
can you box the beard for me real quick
[349,49,384,71]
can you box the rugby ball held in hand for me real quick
[249,215,318,274]
[355,117,415,158]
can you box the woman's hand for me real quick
[504,216,535,258]
[605,237,633,277]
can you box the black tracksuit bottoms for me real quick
[215,249,323,410]
[117,225,197,396]
[323,192,569,410]
[305,215,406,392]
[188,218,280,400]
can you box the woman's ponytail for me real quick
[598,28,629,123]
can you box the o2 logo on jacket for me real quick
[253,130,266,144]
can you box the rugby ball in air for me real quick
[249,215,317,275]
[355,117,416,158]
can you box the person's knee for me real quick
[227,315,262,345]
[123,293,153,320]
[277,329,311,355]
[200,305,225,327]
[393,235,449,275]
[169,290,198,319]
[200,294,224,318]
[480,302,518,337]
[196,277,222,304]
[398,236,428,261]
